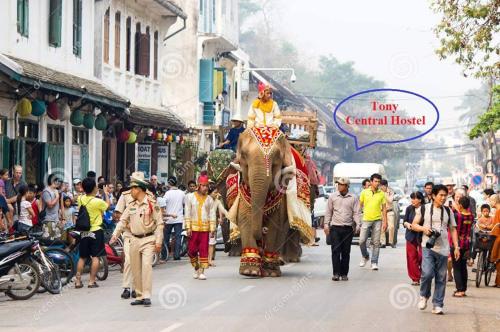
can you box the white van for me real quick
[333,163,386,196]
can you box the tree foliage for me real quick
[469,85,500,139]
[431,0,499,78]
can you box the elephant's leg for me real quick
[238,202,261,277]
[261,202,286,277]
[281,229,302,263]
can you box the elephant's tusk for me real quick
[230,162,242,172]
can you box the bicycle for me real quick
[474,229,497,288]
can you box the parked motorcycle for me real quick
[0,238,41,300]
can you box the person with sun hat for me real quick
[111,172,163,307]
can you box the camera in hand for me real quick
[426,229,441,249]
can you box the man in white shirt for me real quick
[159,176,185,261]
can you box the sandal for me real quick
[74,275,83,289]
[453,291,466,297]
[88,283,99,288]
[411,281,420,286]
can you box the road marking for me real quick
[161,323,184,332]
[201,300,225,311]
[238,285,255,293]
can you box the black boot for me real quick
[131,290,137,298]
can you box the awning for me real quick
[0,54,128,109]
[129,104,186,131]
[153,0,187,19]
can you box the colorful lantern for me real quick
[70,109,84,126]
[16,98,32,117]
[31,99,46,116]
[59,102,71,121]
[94,114,107,131]
[127,132,137,144]
[167,134,173,143]
[156,132,163,141]
[47,101,59,120]
[83,113,94,129]
[118,130,130,143]
[147,128,154,137]
[175,135,181,143]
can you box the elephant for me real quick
[227,127,313,277]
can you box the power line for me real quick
[393,143,477,151]
[288,93,488,102]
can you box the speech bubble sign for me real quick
[333,88,439,150]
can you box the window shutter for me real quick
[139,33,150,76]
[114,12,121,68]
[154,31,158,80]
[17,0,29,37]
[24,0,29,36]
[104,8,110,63]
[134,24,141,74]
[73,0,82,57]
[199,59,214,102]
[126,17,131,71]
[213,69,224,99]
[49,0,62,47]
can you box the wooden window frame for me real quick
[154,30,158,80]
[126,17,131,71]
[18,120,38,141]
[47,125,64,144]
[114,12,121,68]
[72,127,89,145]
[103,8,110,64]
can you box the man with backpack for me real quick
[411,184,460,315]
[74,177,111,289]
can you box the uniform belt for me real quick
[131,232,155,238]
[387,209,393,212]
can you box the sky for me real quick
[270,0,483,141]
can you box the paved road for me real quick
[1,231,499,332]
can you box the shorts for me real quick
[209,235,217,246]
[79,229,105,258]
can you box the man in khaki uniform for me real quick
[380,179,396,248]
[111,172,163,307]
[113,176,156,300]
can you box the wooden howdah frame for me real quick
[281,110,318,148]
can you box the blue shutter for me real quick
[199,59,214,102]
[73,0,82,57]
[49,0,62,47]
[203,102,214,125]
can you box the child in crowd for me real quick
[477,204,494,231]
[16,185,35,234]
[0,168,9,197]
[61,196,76,243]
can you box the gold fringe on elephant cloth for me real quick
[226,148,315,245]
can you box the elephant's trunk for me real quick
[248,168,272,241]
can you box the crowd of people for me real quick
[323,174,500,315]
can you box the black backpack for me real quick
[75,197,94,231]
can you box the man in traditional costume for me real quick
[247,82,282,129]
[184,172,216,280]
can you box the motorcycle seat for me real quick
[38,237,67,247]
[0,240,32,258]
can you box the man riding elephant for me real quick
[247,82,282,129]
